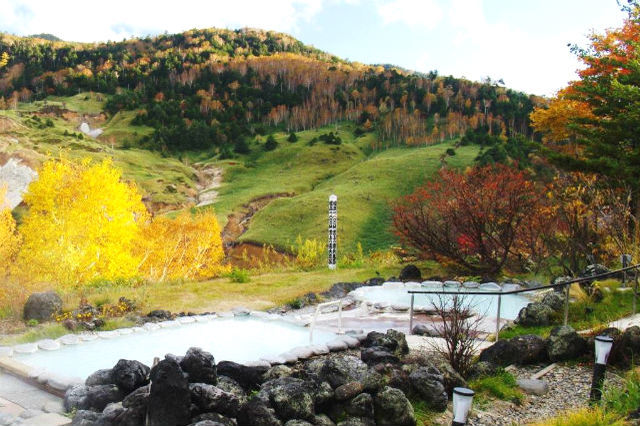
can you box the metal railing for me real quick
[408,264,640,341]
[309,299,344,343]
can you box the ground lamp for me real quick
[452,387,474,426]
[589,335,614,403]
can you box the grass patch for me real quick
[500,285,634,338]
[529,407,625,426]
[468,369,523,404]
[603,369,640,418]
[238,137,477,253]
[412,399,441,426]
[0,323,69,345]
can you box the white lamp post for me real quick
[328,194,337,270]
[590,335,614,403]
[452,387,474,426]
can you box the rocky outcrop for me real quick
[148,359,191,426]
[181,347,218,385]
[68,333,442,426]
[546,326,587,362]
[23,291,63,322]
[112,359,150,393]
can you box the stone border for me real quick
[0,310,360,397]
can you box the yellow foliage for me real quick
[0,52,9,68]
[0,186,20,277]
[15,158,148,287]
[136,210,228,282]
[291,235,326,270]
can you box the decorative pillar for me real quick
[328,194,337,270]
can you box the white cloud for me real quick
[0,0,327,42]
[377,0,443,29]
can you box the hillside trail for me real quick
[194,163,223,207]
[191,163,295,265]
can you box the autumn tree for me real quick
[531,4,640,206]
[16,158,148,286]
[0,186,20,277]
[136,211,228,282]
[392,164,546,275]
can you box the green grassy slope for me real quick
[239,142,478,253]
[0,94,196,207]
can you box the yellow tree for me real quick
[0,186,20,277]
[16,158,148,286]
[136,210,228,282]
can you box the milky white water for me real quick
[351,282,533,320]
[15,317,335,379]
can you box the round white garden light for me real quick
[590,335,614,403]
[452,387,474,425]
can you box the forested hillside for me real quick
[0,28,541,155]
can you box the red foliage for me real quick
[392,164,548,275]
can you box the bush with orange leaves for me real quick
[392,164,549,276]
[136,211,229,282]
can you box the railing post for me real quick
[338,299,343,334]
[495,293,502,342]
[310,305,319,344]
[564,283,570,326]
[634,267,638,315]
[409,294,415,335]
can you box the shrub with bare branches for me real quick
[429,294,485,378]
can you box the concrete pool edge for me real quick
[0,311,365,397]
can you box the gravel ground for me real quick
[467,363,625,425]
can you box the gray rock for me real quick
[71,410,101,426]
[467,361,497,379]
[362,330,408,356]
[23,291,62,322]
[264,365,293,381]
[313,414,336,426]
[217,361,268,391]
[515,302,555,327]
[189,413,236,426]
[541,291,566,311]
[305,355,368,388]
[411,324,439,337]
[216,375,247,404]
[546,325,587,362]
[336,419,375,426]
[42,401,64,414]
[190,383,240,417]
[148,359,191,426]
[284,421,313,426]
[510,334,548,365]
[112,359,150,393]
[257,377,316,421]
[86,369,114,386]
[360,347,399,366]
[181,347,217,385]
[64,384,124,412]
[517,378,549,395]
[335,382,363,401]
[236,398,283,426]
[409,367,447,411]
[373,386,416,426]
[345,393,374,418]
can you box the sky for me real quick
[0,0,628,96]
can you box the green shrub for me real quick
[227,268,251,283]
[26,319,39,327]
[469,369,523,404]
[287,132,298,142]
[264,135,278,151]
[446,148,456,156]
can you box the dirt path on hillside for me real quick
[222,192,295,246]
[195,164,223,207]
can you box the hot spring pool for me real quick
[13,316,336,380]
[350,281,533,320]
